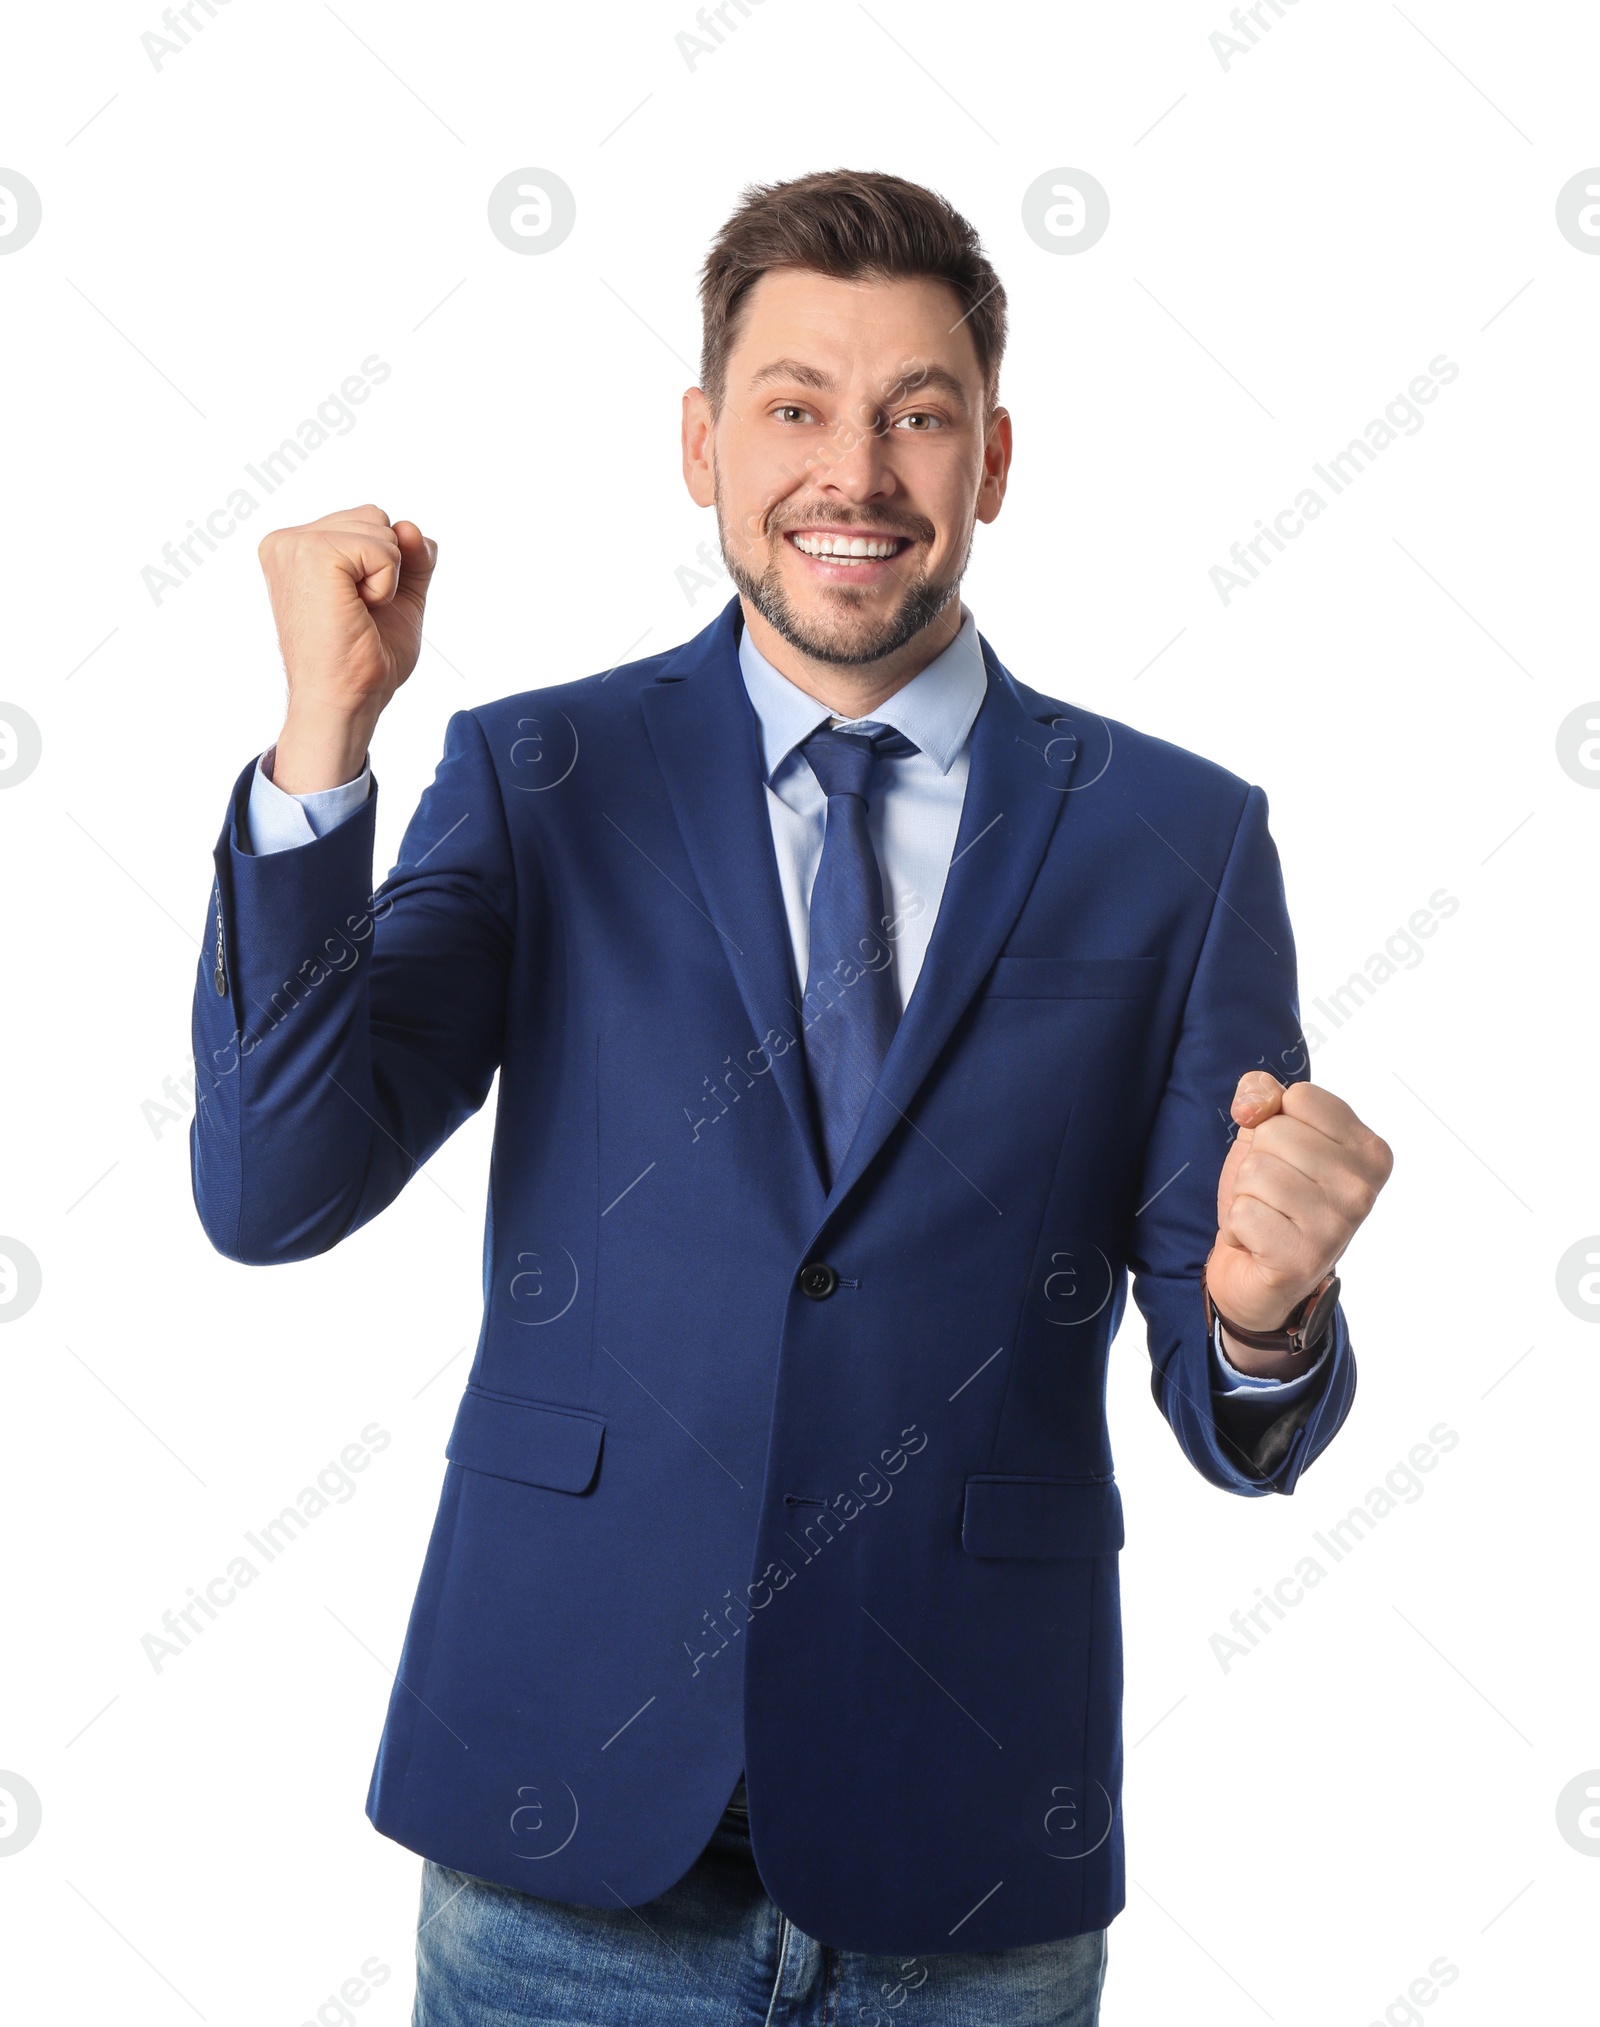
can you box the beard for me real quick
[715,488,969,667]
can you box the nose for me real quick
[810,408,898,505]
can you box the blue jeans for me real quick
[412,1786,1106,2025]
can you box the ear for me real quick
[975,406,1013,526]
[682,387,716,507]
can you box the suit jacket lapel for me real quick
[639,602,830,1203]
[639,605,1090,1224]
[817,635,1089,1213]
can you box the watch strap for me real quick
[1204,1269,1340,1358]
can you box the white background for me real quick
[1,1,1596,2021]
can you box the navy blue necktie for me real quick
[798,723,918,1186]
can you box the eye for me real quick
[772,404,816,425]
[893,411,944,432]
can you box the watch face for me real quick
[1302,1276,1340,1347]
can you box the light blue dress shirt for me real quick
[737,604,986,1013]
[248,748,373,852]
[244,609,1327,1404]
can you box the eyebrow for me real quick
[747,357,833,393]
[745,357,972,415]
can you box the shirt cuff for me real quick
[1211,1312,1329,1404]
[246,747,371,856]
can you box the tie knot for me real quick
[800,722,917,801]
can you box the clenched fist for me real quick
[1206,1071,1393,1376]
[258,503,438,793]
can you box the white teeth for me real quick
[791,531,902,560]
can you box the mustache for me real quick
[763,507,935,545]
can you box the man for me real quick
[191,169,1392,2024]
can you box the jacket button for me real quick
[798,1260,838,1300]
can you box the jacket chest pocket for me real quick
[984,956,1160,1000]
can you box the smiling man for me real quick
[191,169,1392,2026]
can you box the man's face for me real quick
[682,270,1010,667]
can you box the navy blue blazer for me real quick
[190,597,1354,1953]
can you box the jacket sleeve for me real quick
[189,708,517,1264]
[1125,783,1356,1496]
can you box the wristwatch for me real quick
[1203,1268,1340,1359]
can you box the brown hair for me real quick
[697,168,1007,418]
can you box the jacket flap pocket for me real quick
[446,1385,605,1494]
[961,1476,1124,1559]
[986,956,1158,999]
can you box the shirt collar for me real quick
[737,604,988,783]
